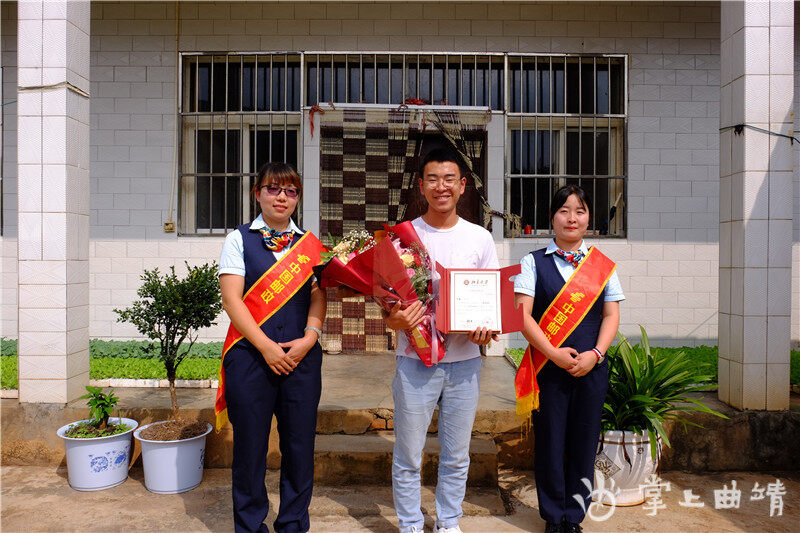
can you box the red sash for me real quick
[215,232,325,431]
[514,247,616,418]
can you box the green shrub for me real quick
[115,262,223,412]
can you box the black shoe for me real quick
[563,522,582,533]
[545,522,563,533]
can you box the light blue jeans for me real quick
[392,355,482,532]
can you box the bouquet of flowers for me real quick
[318,222,445,367]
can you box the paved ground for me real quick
[2,466,798,532]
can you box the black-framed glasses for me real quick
[423,177,460,189]
[261,185,299,198]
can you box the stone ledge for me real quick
[4,388,800,473]
[0,387,526,470]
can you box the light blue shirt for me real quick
[218,214,303,277]
[513,240,625,302]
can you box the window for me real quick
[179,54,302,234]
[506,55,626,237]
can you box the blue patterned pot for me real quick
[57,417,138,491]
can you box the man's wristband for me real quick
[304,326,322,339]
[592,347,604,363]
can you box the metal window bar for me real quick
[303,52,503,106]
[178,52,624,236]
[179,53,303,235]
[505,54,627,238]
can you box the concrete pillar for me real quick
[719,0,793,410]
[16,0,90,403]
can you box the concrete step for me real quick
[314,432,498,487]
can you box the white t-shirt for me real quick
[396,216,500,363]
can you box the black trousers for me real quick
[224,344,322,533]
[532,360,608,524]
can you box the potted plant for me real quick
[593,326,727,505]
[57,386,138,491]
[115,262,222,494]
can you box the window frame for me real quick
[504,53,628,238]
[178,52,303,235]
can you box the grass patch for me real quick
[1,338,222,388]
[2,337,798,387]
[506,344,800,386]
[89,339,222,359]
[1,356,18,389]
[90,357,220,380]
[1,337,17,357]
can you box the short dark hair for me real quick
[549,184,591,220]
[251,162,303,199]
[418,148,468,179]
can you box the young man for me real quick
[384,148,499,533]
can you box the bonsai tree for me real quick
[115,262,222,414]
[601,326,728,460]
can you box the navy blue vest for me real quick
[530,248,605,354]
[235,223,315,350]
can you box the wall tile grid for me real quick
[2,2,797,349]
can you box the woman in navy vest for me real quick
[513,185,624,533]
[219,163,326,533]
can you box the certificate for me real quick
[448,270,502,332]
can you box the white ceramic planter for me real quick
[57,417,138,491]
[593,430,660,506]
[134,421,213,494]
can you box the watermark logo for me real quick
[572,477,618,522]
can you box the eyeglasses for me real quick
[261,185,299,198]
[423,178,460,189]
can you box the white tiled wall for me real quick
[1,2,18,340]
[2,2,799,348]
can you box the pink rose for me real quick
[406,268,415,278]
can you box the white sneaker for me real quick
[401,526,423,533]
[434,525,463,533]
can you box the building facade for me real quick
[0,1,798,409]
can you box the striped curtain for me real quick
[319,108,420,352]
